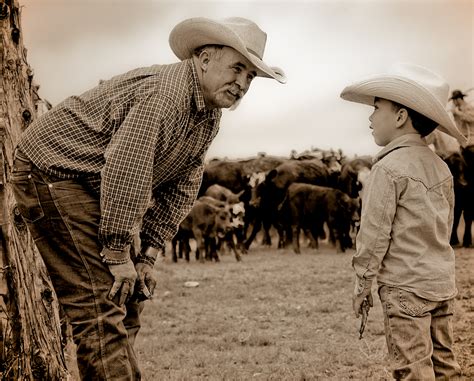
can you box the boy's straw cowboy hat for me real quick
[340,63,467,144]
[169,17,286,84]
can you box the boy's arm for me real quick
[352,165,397,315]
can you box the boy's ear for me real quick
[396,108,409,128]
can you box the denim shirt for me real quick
[353,134,457,301]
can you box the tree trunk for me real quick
[0,1,70,379]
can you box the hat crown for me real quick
[388,63,449,106]
[168,16,286,83]
[450,89,465,100]
[221,17,267,59]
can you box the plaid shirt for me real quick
[19,59,221,252]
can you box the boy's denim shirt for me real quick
[354,134,457,301]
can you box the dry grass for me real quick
[134,241,474,380]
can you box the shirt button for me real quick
[28,174,32,179]
[48,184,53,188]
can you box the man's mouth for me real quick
[227,90,240,100]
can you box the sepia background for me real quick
[21,0,473,159]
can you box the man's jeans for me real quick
[11,151,142,380]
[379,285,462,380]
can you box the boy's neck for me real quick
[387,126,420,146]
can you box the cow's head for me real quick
[248,171,269,208]
[229,202,245,228]
[214,207,233,238]
[322,151,342,175]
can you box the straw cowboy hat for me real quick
[169,17,286,84]
[340,63,467,144]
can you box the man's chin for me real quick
[229,98,242,111]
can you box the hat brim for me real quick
[449,93,467,100]
[340,75,467,144]
[169,18,286,84]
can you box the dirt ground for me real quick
[134,242,473,380]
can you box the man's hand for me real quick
[352,278,374,318]
[107,260,137,306]
[134,262,157,301]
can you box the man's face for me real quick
[200,47,257,109]
[369,98,400,146]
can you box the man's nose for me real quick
[235,73,249,91]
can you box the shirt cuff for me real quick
[354,275,373,296]
[100,246,130,265]
[137,246,164,267]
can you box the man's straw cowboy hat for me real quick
[169,17,286,84]
[340,63,467,144]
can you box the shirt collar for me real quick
[189,59,207,113]
[189,59,221,120]
[374,133,427,163]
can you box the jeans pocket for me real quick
[11,163,45,223]
[398,289,428,317]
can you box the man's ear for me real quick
[198,50,211,72]
[396,108,409,128]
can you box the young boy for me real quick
[340,63,465,380]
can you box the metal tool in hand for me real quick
[358,297,370,339]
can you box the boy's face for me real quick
[369,98,400,146]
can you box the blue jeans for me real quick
[379,285,462,380]
[11,151,143,380]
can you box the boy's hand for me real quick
[353,277,374,318]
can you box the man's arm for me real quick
[138,154,206,263]
[99,93,179,262]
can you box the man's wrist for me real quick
[100,246,130,265]
[137,246,164,267]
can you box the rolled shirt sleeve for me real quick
[353,165,397,283]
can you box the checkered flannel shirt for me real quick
[19,59,221,253]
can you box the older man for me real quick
[11,17,285,380]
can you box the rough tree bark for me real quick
[0,1,70,379]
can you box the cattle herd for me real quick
[169,146,473,263]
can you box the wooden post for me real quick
[0,0,70,379]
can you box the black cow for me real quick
[245,159,330,249]
[200,155,287,196]
[279,183,360,254]
[445,149,473,247]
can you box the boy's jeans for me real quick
[379,285,462,380]
[11,150,142,380]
